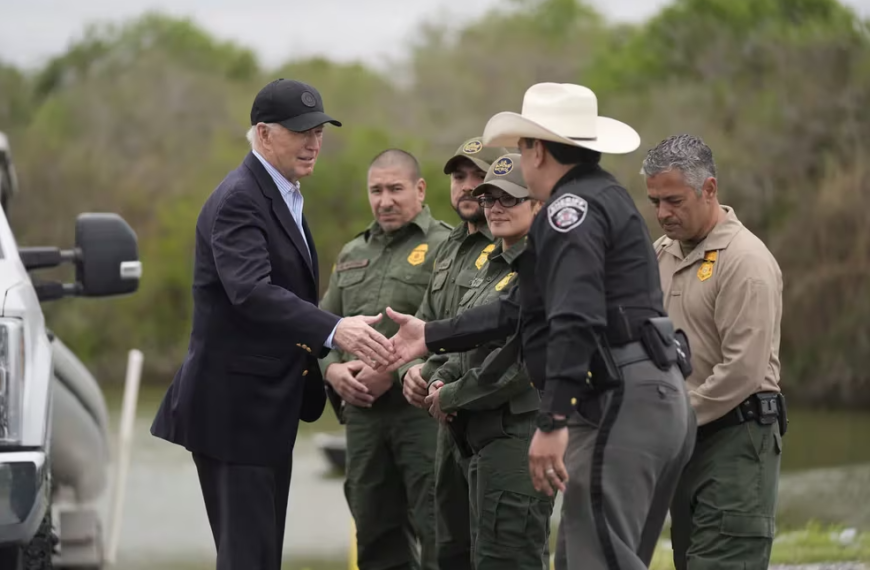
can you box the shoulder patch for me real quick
[336,259,369,272]
[547,193,588,233]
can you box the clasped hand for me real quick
[333,308,428,373]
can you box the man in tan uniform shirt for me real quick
[643,134,786,570]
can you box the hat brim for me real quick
[443,155,491,175]
[482,112,640,154]
[279,112,342,132]
[472,180,529,198]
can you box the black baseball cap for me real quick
[250,78,342,132]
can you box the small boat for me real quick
[313,432,347,474]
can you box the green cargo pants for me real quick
[466,409,554,570]
[670,419,783,570]
[344,393,438,570]
[434,424,472,569]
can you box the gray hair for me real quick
[245,123,279,150]
[640,134,717,194]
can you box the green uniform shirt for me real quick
[429,239,540,416]
[319,205,452,386]
[397,222,495,382]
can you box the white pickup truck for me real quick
[0,132,142,569]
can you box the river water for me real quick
[94,385,870,569]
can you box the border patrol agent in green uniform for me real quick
[425,154,555,570]
[398,137,506,570]
[319,149,452,570]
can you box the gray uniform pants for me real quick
[554,346,697,570]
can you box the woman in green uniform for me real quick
[423,153,554,570]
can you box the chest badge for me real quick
[407,243,429,266]
[495,272,516,292]
[475,244,496,270]
[697,250,717,282]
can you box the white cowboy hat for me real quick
[482,83,641,154]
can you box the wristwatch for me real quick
[535,412,568,433]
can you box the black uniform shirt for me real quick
[425,164,665,416]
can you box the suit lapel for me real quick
[302,215,320,289]
[244,153,315,281]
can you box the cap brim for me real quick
[279,112,342,132]
[482,112,640,154]
[472,180,529,198]
[443,155,491,175]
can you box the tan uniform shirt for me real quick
[654,206,783,426]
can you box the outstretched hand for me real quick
[333,313,395,367]
[376,307,428,373]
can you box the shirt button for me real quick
[571,397,577,406]
[439,348,446,353]
[303,370,309,376]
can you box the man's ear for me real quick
[702,177,717,202]
[416,178,427,202]
[534,139,547,168]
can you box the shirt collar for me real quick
[251,149,300,196]
[663,205,743,261]
[367,204,434,240]
[490,237,526,265]
[448,220,493,242]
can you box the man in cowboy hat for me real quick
[380,83,696,570]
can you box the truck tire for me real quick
[0,509,57,570]
[22,509,56,570]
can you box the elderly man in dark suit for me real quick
[151,78,395,570]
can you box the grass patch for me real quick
[646,523,870,569]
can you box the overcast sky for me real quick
[2,0,870,71]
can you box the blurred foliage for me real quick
[1,0,868,407]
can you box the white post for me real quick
[104,349,144,565]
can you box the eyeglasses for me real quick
[477,195,529,209]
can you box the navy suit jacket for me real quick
[151,152,340,465]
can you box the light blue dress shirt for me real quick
[252,150,341,349]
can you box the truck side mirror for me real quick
[75,213,141,297]
[19,213,142,302]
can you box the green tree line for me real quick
[0,0,867,408]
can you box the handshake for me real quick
[326,307,429,407]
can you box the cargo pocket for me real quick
[479,490,549,553]
[720,512,775,540]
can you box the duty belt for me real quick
[698,391,787,439]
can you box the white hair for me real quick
[246,123,279,150]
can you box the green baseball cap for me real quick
[472,153,528,198]
[443,136,509,175]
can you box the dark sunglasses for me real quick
[477,195,529,209]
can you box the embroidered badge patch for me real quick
[697,250,717,281]
[475,244,496,270]
[495,272,516,292]
[463,140,482,154]
[492,157,513,176]
[301,91,317,108]
[407,243,429,266]
[547,193,588,233]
